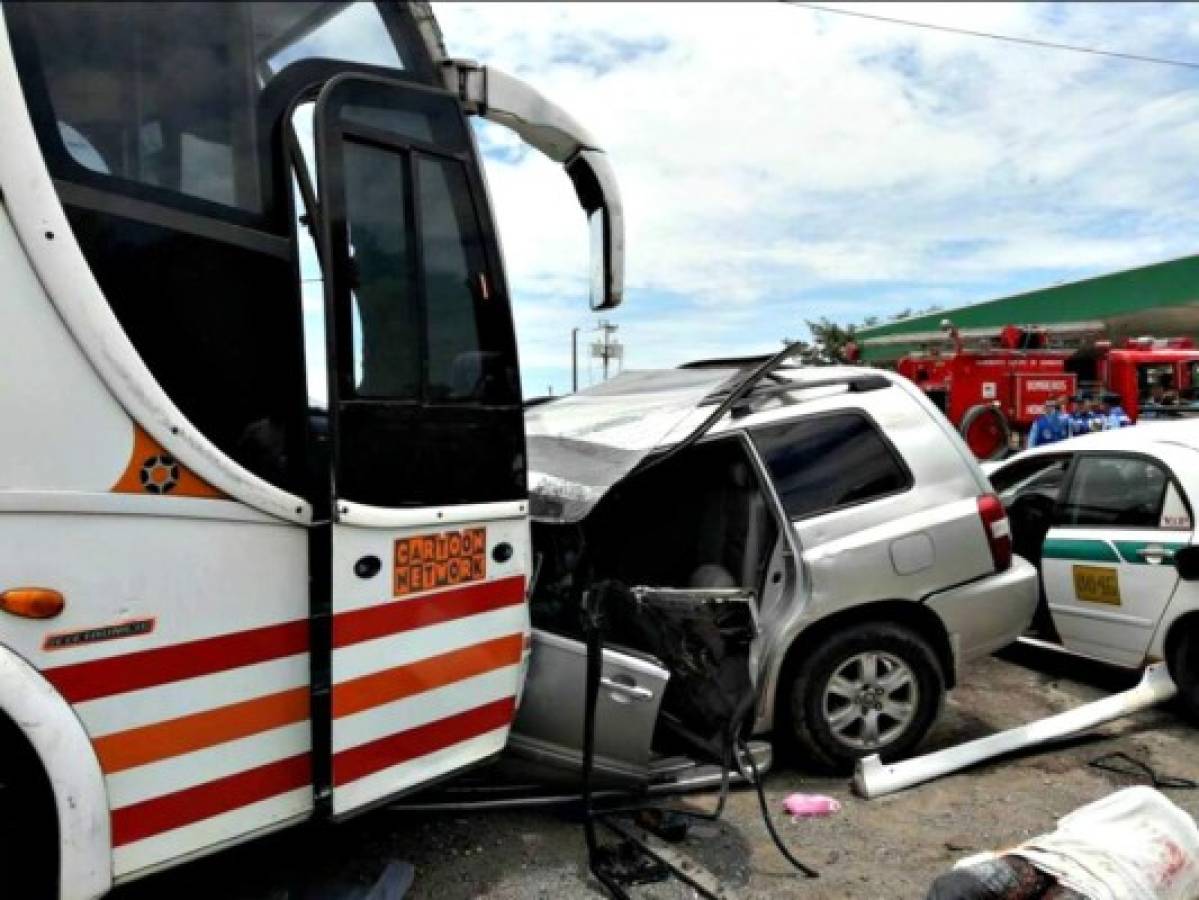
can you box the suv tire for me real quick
[783,622,945,772]
[1169,624,1199,721]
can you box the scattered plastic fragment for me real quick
[855,662,1177,799]
[782,793,841,819]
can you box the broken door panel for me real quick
[506,629,669,786]
[506,586,758,784]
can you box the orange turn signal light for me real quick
[0,588,65,620]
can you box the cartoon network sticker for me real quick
[394,527,487,596]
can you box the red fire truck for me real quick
[860,321,1199,459]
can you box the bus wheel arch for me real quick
[0,646,111,900]
[1,709,59,899]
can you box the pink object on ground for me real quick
[782,793,842,819]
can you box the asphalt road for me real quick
[112,644,1199,900]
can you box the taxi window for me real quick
[1059,456,1170,528]
[992,455,1070,504]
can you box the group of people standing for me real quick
[1027,394,1131,447]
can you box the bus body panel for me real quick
[2,509,313,879]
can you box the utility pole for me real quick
[591,320,623,381]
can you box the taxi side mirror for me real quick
[1175,546,1199,581]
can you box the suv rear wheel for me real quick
[783,622,945,772]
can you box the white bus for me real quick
[0,3,621,897]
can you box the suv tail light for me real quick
[977,493,1012,573]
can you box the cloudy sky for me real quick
[430,2,1199,395]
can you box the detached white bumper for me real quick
[923,555,1039,677]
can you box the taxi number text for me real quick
[1072,565,1121,606]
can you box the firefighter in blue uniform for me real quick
[1069,395,1100,435]
[1099,392,1132,429]
[1028,397,1070,447]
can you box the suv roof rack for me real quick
[702,372,891,414]
[680,354,776,371]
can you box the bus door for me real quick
[311,74,530,817]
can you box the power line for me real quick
[781,2,1199,72]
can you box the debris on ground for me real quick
[855,662,1178,799]
[633,808,691,843]
[590,840,671,887]
[782,793,842,819]
[299,860,414,900]
[1088,752,1198,791]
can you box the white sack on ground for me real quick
[1004,787,1199,900]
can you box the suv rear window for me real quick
[752,412,910,520]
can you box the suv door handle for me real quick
[600,676,654,702]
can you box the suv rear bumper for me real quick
[923,555,1039,679]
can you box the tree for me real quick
[802,317,857,365]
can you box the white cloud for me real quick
[432,1,1199,391]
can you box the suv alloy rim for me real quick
[822,651,920,750]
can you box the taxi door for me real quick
[313,74,530,817]
[1042,453,1189,666]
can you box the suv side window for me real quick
[1059,455,1170,528]
[752,412,910,520]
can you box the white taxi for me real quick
[986,421,1199,717]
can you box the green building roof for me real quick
[856,253,1199,362]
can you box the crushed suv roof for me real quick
[525,360,897,524]
[525,369,736,523]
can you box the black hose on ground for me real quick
[580,582,818,894]
[581,585,635,900]
[740,737,819,879]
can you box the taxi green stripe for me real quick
[1043,537,1189,565]
[1042,538,1119,563]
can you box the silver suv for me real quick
[515,355,1039,774]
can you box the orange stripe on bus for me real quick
[112,753,311,847]
[332,633,524,720]
[94,686,310,774]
